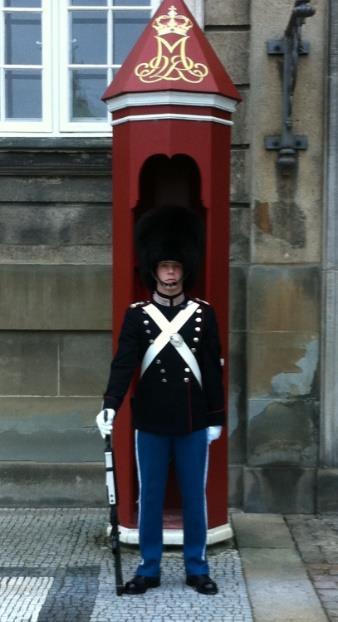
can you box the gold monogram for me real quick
[134,5,209,84]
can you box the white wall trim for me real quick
[111,112,233,127]
[106,91,238,114]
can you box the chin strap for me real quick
[140,301,202,386]
[156,278,183,290]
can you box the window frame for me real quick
[59,0,154,134]
[0,0,53,134]
[0,0,204,137]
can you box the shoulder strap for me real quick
[140,302,202,386]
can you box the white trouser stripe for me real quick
[202,431,210,561]
[134,430,144,566]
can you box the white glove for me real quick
[96,408,116,439]
[207,426,222,444]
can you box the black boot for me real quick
[124,575,160,595]
[186,574,218,595]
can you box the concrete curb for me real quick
[232,513,329,622]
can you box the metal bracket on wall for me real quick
[264,0,315,175]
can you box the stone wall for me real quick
[0,140,113,505]
[0,0,328,512]
[245,0,326,511]
[206,0,326,511]
[206,0,251,508]
[318,0,338,512]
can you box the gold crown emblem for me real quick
[153,5,192,37]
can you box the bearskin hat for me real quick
[135,205,205,291]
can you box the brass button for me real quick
[161,378,167,383]
[195,317,202,323]
[193,337,199,343]
[195,327,201,332]
[183,377,190,383]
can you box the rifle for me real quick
[104,409,124,596]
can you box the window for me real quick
[0,0,203,136]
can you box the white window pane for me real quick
[71,11,107,64]
[72,69,107,119]
[5,1,41,7]
[71,1,106,5]
[5,70,42,119]
[113,10,149,65]
[5,13,41,65]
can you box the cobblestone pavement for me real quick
[0,508,253,622]
[287,515,338,622]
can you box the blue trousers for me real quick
[135,428,209,577]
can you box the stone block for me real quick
[247,398,318,467]
[0,265,111,330]
[248,266,320,332]
[0,176,112,203]
[231,87,249,146]
[0,204,111,246]
[238,546,328,622]
[317,470,338,513]
[0,144,111,176]
[229,332,247,464]
[0,333,58,396]
[248,332,319,399]
[206,31,250,85]
[0,462,106,507]
[230,266,247,331]
[228,465,243,509]
[230,207,250,263]
[206,0,250,26]
[0,397,103,462]
[231,512,294,549]
[0,244,111,265]
[60,333,112,396]
[231,149,250,203]
[249,0,325,264]
[243,466,316,513]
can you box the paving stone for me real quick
[287,515,338,622]
[0,508,253,622]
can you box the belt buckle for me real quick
[170,333,183,348]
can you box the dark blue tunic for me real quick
[103,295,225,435]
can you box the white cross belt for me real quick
[140,302,202,387]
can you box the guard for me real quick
[96,206,226,595]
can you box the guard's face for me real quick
[156,261,183,293]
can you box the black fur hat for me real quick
[135,206,204,291]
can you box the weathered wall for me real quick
[318,0,338,512]
[0,0,328,512]
[0,141,113,504]
[246,0,326,511]
[206,0,250,508]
